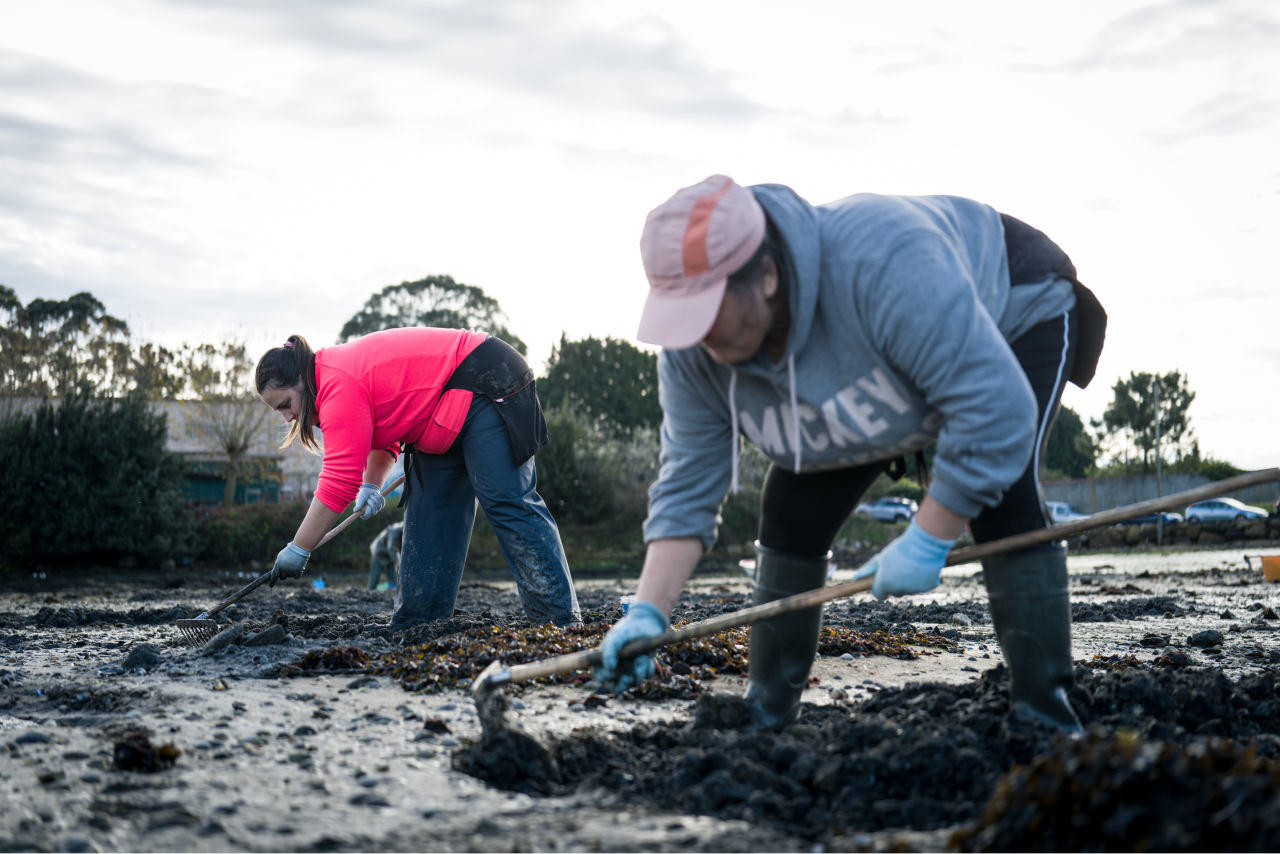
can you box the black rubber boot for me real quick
[983,543,1083,733]
[743,543,829,730]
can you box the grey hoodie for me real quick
[644,184,1076,549]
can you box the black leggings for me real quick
[758,306,1079,556]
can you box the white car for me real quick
[1185,498,1269,523]
[1046,501,1088,524]
[854,497,919,523]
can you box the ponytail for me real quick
[255,334,321,453]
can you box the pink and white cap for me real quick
[636,175,766,349]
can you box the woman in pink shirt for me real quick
[255,329,581,628]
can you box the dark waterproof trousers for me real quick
[391,396,581,629]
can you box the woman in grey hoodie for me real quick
[596,175,1106,733]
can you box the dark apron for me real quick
[397,335,548,508]
[999,212,1107,389]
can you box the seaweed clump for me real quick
[459,667,1280,844]
[113,732,181,772]
[374,621,957,696]
[954,730,1280,852]
[287,646,372,673]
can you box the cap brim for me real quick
[636,278,727,350]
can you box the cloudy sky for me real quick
[2,0,1277,469]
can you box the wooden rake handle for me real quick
[486,576,874,688]
[316,475,406,548]
[203,476,408,618]
[480,467,1280,689]
[945,467,1280,565]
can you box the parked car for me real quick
[854,496,919,523]
[1185,498,1269,523]
[1046,501,1088,524]
[1116,510,1183,526]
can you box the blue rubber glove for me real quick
[268,543,310,588]
[596,601,668,693]
[853,520,955,600]
[352,483,386,520]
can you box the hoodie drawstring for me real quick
[728,355,802,489]
[788,352,801,474]
[728,369,740,493]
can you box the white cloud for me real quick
[1066,0,1280,70]
[158,0,767,121]
[1,0,1277,469]
[1150,89,1280,143]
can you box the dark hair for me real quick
[255,334,320,453]
[727,219,788,306]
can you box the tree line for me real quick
[0,276,1242,565]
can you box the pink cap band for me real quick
[637,175,766,349]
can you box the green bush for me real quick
[0,390,195,564]
[537,404,658,527]
[537,406,619,524]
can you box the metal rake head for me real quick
[175,618,219,646]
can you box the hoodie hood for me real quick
[750,183,822,359]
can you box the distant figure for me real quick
[368,522,404,591]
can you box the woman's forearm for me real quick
[635,537,704,619]
[292,496,343,552]
[914,495,970,541]
[363,449,396,487]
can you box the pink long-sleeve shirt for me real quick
[313,327,487,513]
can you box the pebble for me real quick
[121,643,162,670]
[840,653,855,661]
[81,772,101,784]
[1188,629,1225,648]
[568,703,586,713]
[951,613,974,627]
[14,731,52,745]
[243,624,288,647]
[439,736,459,747]
[509,699,526,710]
[358,776,379,788]
[293,725,318,737]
